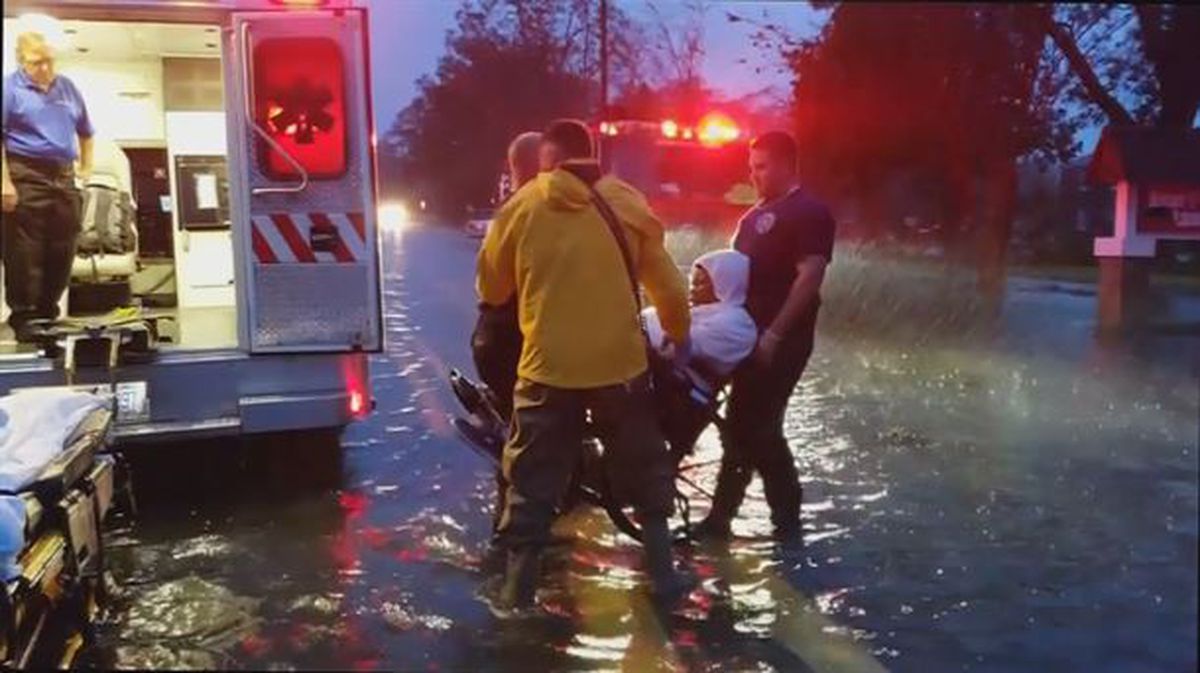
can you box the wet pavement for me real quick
[83,223,1198,672]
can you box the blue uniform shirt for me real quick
[2,68,94,163]
[732,186,836,338]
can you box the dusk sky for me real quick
[366,0,827,124]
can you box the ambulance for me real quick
[0,0,386,443]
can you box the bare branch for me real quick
[1044,19,1136,126]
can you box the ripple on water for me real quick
[379,599,454,633]
[117,576,260,652]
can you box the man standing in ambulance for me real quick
[2,30,94,342]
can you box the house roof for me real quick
[1087,125,1200,185]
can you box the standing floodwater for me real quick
[83,224,1198,672]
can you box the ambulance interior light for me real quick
[14,13,70,49]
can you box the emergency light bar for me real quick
[697,112,740,146]
[598,113,743,147]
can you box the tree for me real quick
[608,1,791,135]
[1047,4,1200,128]
[757,2,1198,296]
[780,4,1061,290]
[386,0,646,215]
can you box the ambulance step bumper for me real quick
[239,391,354,434]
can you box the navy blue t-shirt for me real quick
[732,187,835,340]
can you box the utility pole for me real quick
[599,0,609,120]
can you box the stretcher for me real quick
[1,394,131,668]
[448,354,726,542]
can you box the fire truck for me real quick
[597,112,755,232]
[0,0,385,443]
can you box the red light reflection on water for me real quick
[239,633,272,658]
[338,490,370,519]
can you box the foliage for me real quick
[663,229,995,346]
[1048,4,1200,128]
[735,2,1199,291]
[386,0,646,216]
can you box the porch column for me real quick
[1093,181,1155,334]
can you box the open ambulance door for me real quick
[225,8,381,353]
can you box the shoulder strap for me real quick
[586,183,643,315]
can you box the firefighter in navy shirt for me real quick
[696,131,835,542]
[2,31,94,342]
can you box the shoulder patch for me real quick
[754,211,776,234]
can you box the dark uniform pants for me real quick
[3,156,81,337]
[496,373,676,550]
[710,333,814,531]
[471,299,521,419]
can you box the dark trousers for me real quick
[709,333,814,531]
[496,373,676,550]
[471,300,521,419]
[3,156,81,337]
[471,300,522,533]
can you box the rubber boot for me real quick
[695,462,752,540]
[641,517,695,604]
[769,484,804,549]
[762,458,803,544]
[493,546,540,618]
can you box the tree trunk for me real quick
[1136,4,1200,127]
[939,165,974,263]
[976,158,1017,300]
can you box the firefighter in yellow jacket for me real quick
[477,119,692,614]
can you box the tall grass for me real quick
[664,230,996,346]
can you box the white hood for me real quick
[693,249,750,306]
[643,248,757,379]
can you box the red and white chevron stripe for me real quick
[251,212,367,264]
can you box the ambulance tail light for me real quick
[349,389,366,417]
[660,119,679,140]
[342,358,371,419]
[346,378,371,419]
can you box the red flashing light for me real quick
[661,119,679,140]
[698,112,740,146]
[254,36,347,178]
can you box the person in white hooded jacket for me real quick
[643,249,758,383]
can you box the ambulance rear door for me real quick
[226,7,381,353]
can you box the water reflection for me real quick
[84,225,1197,672]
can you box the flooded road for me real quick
[85,223,1198,672]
